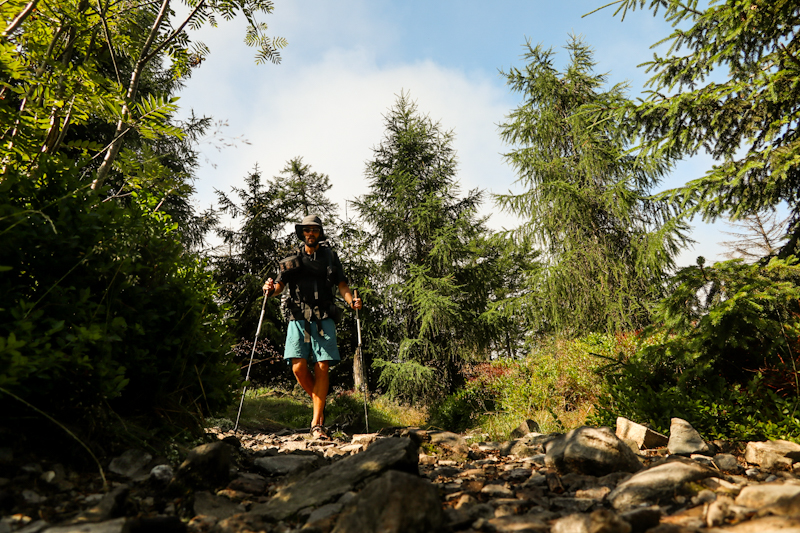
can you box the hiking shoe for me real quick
[310,425,329,439]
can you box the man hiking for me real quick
[263,215,362,439]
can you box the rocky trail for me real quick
[5,417,800,532]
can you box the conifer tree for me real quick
[496,36,687,334]
[607,0,800,256]
[354,92,492,403]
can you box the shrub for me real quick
[593,256,800,440]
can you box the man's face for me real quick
[303,226,321,246]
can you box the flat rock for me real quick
[745,441,800,470]
[429,431,470,459]
[616,417,668,450]
[706,515,800,532]
[484,514,549,533]
[253,455,319,476]
[331,470,444,533]
[250,437,418,521]
[667,418,713,456]
[545,426,643,476]
[735,483,800,508]
[552,509,632,533]
[608,457,719,510]
[193,491,245,520]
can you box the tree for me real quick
[496,36,687,335]
[354,92,495,403]
[721,211,789,261]
[606,0,800,256]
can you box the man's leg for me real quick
[311,361,330,427]
[291,358,314,397]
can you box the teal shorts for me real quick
[284,318,341,366]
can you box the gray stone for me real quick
[745,440,800,470]
[306,503,343,524]
[510,441,541,458]
[429,431,470,459]
[177,442,233,488]
[608,457,719,510]
[149,464,174,484]
[616,417,669,450]
[42,518,127,533]
[70,485,128,524]
[193,491,245,520]
[545,426,643,476]
[510,420,541,439]
[481,483,515,498]
[714,453,743,473]
[331,470,444,533]
[250,437,418,521]
[21,490,45,504]
[253,454,319,476]
[552,510,632,533]
[108,449,152,479]
[667,418,713,456]
[735,483,800,509]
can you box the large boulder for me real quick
[545,426,643,476]
[331,470,444,533]
[249,437,418,521]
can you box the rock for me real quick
[620,506,662,532]
[306,502,343,524]
[667,418,713,456]
[481,483,515,498]
[735,483,800,508]
[510,420,541,439]
[70,485,129,524]
[552,510,632,533]
[616,417,669,450]
[250,437,418,521]
[331,470,444,533]
[42,518,128,533]
[429,431,470,460]
[608,457,719,510]
[745,440,800,470]
[714,453,743,473]
[108,450,153,479]
[226,473,267,494]
[176,442,233,489]
[253,455,320,476]
[149,465,174,485]
[483,514,549,532]
[192,491,244,520]
[545,426,643,476]
[706,515,800,532]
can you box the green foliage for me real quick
[496,35,687,335]
[609,0,800,256]
[594,256,800,440]
[355,92,501,404]
[432,334,627,437]
[0,166,238,425]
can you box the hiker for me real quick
[263,215,362,439]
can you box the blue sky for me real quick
[176,0,728,266]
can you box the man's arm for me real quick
[338,281,363,309]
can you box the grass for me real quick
[219,385,427,433]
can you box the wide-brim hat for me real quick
[295,214,327,241]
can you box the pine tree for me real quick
[354,92,492,403]
[607,0,800,256]
[496,36,687,334]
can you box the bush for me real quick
[0,168,238,434]
[592,256,800,441]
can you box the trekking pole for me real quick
[234,286,274,432]
[355,289,369,432]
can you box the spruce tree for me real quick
[496,36,687,334]
[355,92,492,403]
[607,0,800,256]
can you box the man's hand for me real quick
[263,278,276,295]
